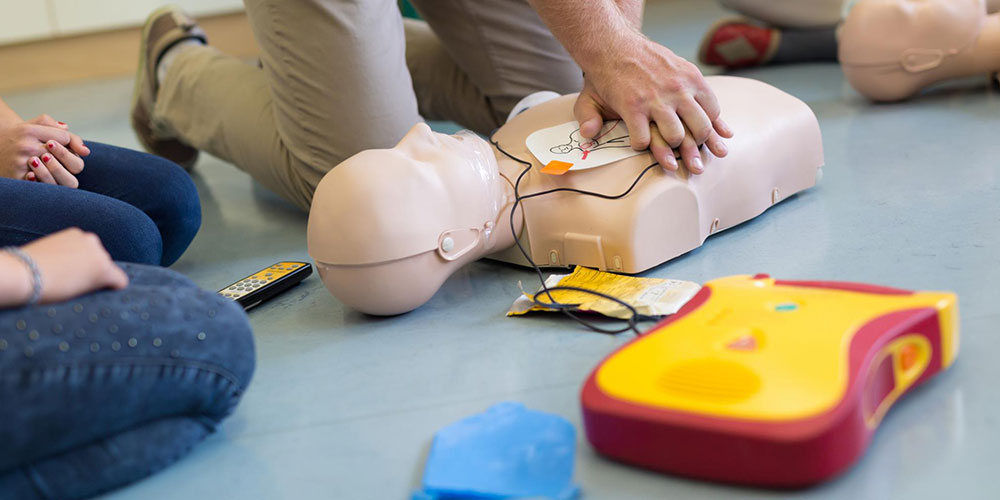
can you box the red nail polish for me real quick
[47,142,55,149]
[31,159,39,167]
[42,155,50,163]
[58,121,66,126]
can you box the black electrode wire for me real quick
[489,134,663,335]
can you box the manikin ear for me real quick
[437,227,484,261]
[900,48,948,73]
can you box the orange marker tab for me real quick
[541,160,573,176]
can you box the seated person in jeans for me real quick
[0,96,200,266]
[0,229,255,498]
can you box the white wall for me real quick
[0,0,244,46]
[0,0,54,45]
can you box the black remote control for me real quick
[217,261,313,310]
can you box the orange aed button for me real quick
[900,343,919,371]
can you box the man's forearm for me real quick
[614,0,645,30]
[528,0,647,74]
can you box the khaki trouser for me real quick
[152,0,583,211]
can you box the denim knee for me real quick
[84,203,164,266]
[141,157,201,266]
[172,288,256,396]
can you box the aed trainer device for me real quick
[218,261,313,310]
[581,274,959,487]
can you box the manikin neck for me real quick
[970,15,1000,74]
[941,14,1000,78]
[479,147,523,255]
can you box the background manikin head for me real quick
[840,0,987,101]
[308,123,509,315]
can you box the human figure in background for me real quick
[131,1,731,212]
[699,0,1000,69]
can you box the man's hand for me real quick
[574,36,733,173]
[527,0,733,174]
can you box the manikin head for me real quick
[840,0,988,101]
[307,123,513,316]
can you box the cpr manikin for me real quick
[840,0,1000,101]
[307,77,824,316]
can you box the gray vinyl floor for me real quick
[4,0,998,498]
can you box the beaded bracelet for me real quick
[2,246,42,305]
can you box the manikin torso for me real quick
[308,76,824,316]
[840,0,1000,101]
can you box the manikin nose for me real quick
[404,122,436,143]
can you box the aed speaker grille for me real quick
[658,359,761,403]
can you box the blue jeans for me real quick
[0,263,255,499]
[0,142,201,266]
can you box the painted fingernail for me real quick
[31,159,39,168]
[42,154,51,163]
[57,121,66,126]
[47,142,55,149]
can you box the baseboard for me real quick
[0,12,258,94]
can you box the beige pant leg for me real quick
[154,0,420,210]
[406,0,582,133]
[403,19,497,134]
[153,47,314,209]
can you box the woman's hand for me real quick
[0,114,88,187]
[27,114,90,157]
[0,228,129,308]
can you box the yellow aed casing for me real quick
[581,274,958,487]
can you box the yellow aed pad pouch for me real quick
[507,266,701,320]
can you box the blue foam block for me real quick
[413,402,579,500]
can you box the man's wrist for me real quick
[575,28,647,79]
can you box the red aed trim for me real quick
[581,307,944,488]
[772,279,914,296]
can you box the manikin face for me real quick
[308,123,508,266]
